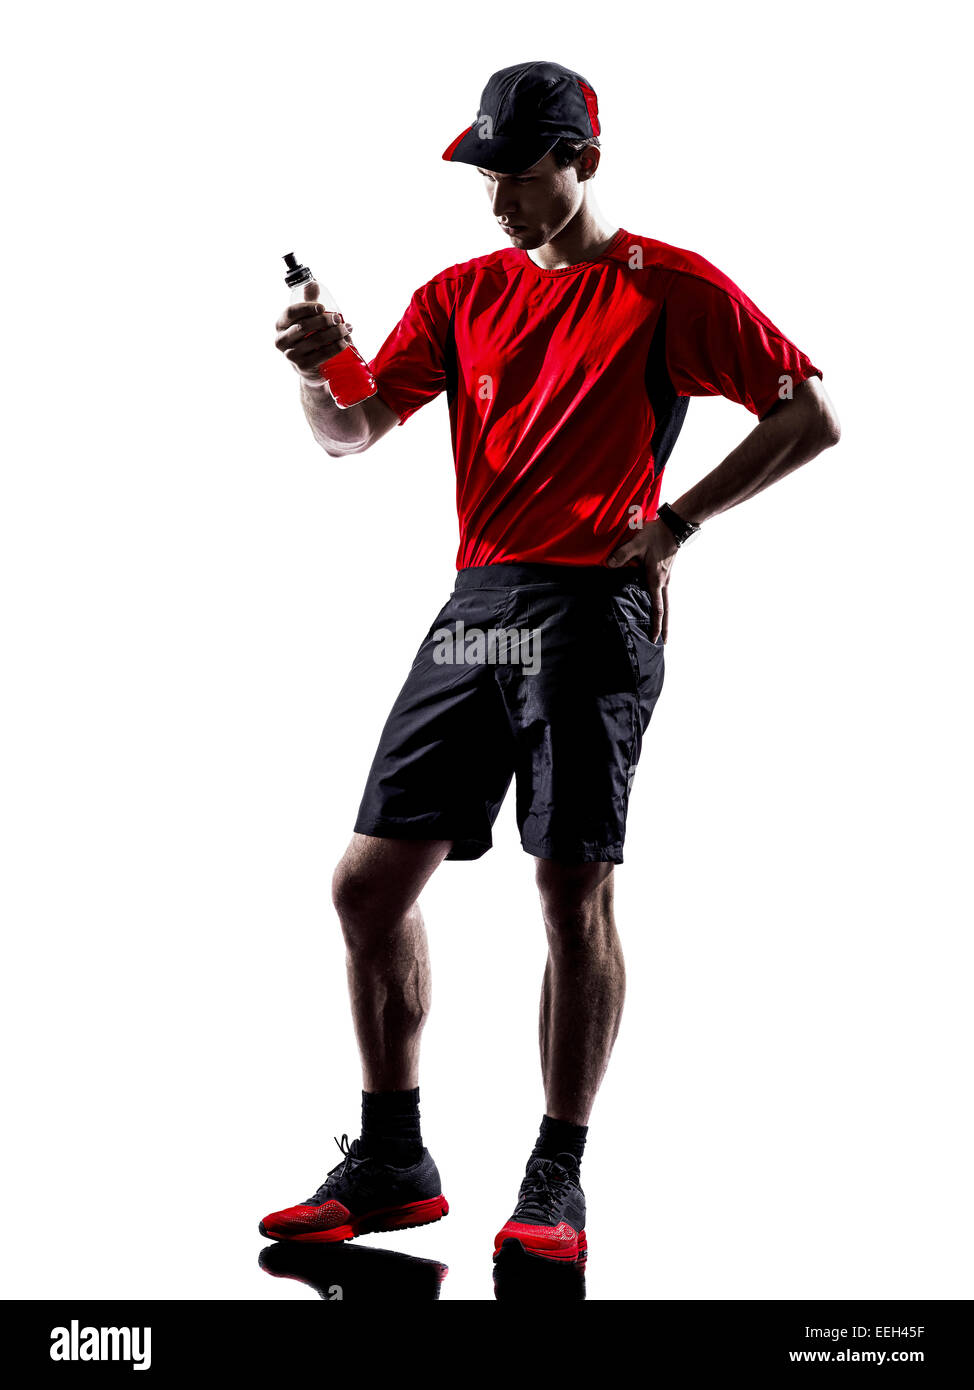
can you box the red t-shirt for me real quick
[367,228,822,568]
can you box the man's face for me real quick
[477,150,594,250]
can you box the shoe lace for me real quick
[513,1154,578,1225]
[305,1134,372,1205]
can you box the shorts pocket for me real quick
[610,590,665,691]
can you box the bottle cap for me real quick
[283,251,313,289]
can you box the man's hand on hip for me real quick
[607,519,679,644]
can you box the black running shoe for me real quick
[260,1134,449,1243]
[493,1152,587,1263]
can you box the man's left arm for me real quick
[609,378,840,641]
[670,374,840,525]
[608,265,841,640]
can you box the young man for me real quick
[263,61,840,1264]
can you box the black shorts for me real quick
[353,563,665,863]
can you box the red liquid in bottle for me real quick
[283,252,377,409]
[317,343,377,409]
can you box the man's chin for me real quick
[509,228,544,250]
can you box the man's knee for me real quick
[331,854,379,932]
[331,834,450,947]
[536,859,615,949]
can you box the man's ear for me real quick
[576,147,601,182]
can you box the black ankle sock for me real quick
[530,1114,588,1167]
[360,1087,423,1162]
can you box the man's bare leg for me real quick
[492,858,619,1260]
[535,859,624,1126]
[331,831,452,1091]
[259,832,452,1239]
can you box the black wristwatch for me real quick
[656,502,701,547]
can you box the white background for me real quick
[2,0,970,1302]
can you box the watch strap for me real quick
[656,502,700,546]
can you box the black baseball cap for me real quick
[442,61,600,174]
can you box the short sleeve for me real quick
[366,277,454,426]
[664,267,822,420]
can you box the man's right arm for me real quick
[298,376,398,457]
[275,282,399,457]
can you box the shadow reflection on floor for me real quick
[259,1241,448,1301]
[258,1235,588,1301]
[492,1238,587,1301]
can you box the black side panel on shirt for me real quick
[644,301,690,479]
[444,304,459,452]
[443,304,458,405]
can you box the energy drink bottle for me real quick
[282,252,377,409]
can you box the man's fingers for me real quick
[284,341,350,368]
[275,316,350,355]
[279,324,354,367]
[607,538,640,568]
[274,301,328,332]
[291,314,350,343]
[656,584,667,644]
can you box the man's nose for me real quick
[491,185,517,218]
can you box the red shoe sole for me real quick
[493,1228,587,1264]
[264,1194,449,1244]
